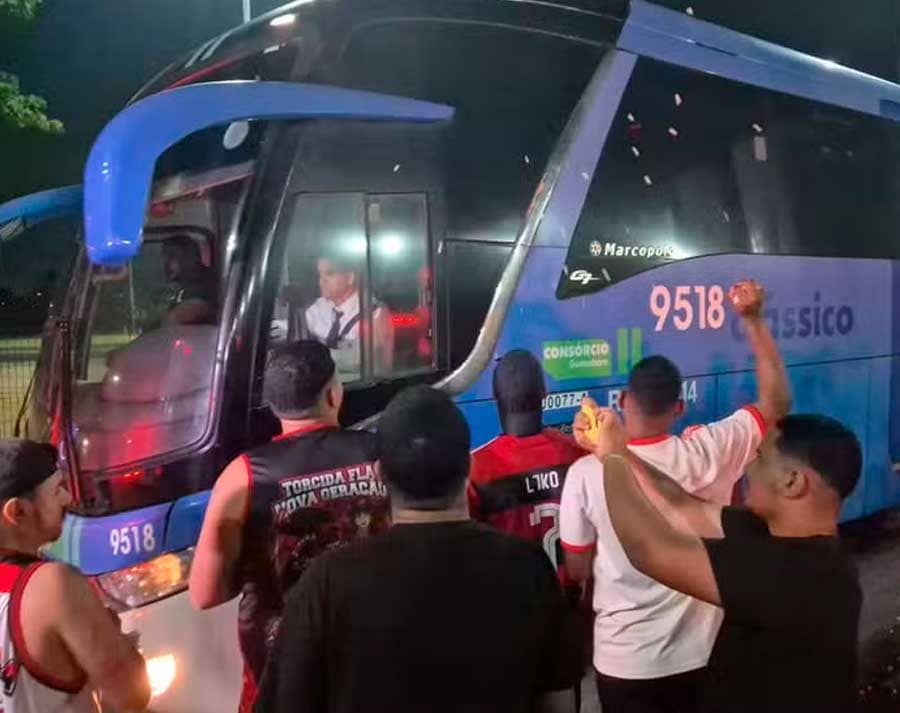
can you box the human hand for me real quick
[574,398,628,458]
[728,280,765,318]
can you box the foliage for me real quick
[0,0,39,21]
[0,0,63,133]
[0,72,62,133]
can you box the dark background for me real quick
[0,0,899,294]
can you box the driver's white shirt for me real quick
[560,406,766,679]
[305,292,361,346]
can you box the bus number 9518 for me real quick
[650,285,726,332]
[110,524,157,557]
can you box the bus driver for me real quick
[275,253,394,377]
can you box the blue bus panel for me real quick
[457,248,897,521]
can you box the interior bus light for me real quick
[149,202,174,218]
[391,312,422,329]
[378,234,405,257]
[97,549,193,609]
[146,654,177,698]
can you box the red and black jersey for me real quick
[237,424,389,708]
[468,429,586,583]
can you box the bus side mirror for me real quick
[83,81,453,267]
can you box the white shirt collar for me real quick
[326,291,360,318]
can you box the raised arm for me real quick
[189,456,250,609]
[602,454,721,606]
[731,280,791,428]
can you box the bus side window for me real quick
[558,56,900,300]
[275,192,434,383]
[367,195,433,378]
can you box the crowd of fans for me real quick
[0,280,863,713]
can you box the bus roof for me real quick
[132,0,627,102]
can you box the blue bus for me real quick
[4,0,900,709]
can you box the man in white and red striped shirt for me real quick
[560,280,791,713]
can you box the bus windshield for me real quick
[66,125,261,500]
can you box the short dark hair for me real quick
[317,248,361,276]
[776,414,862,499]
[493,350,545,414]
[376,386,470,505]
[0,440,58,501]
[627,356,682,416]
[264,341,336,418]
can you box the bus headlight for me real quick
[146,654,177,698]
[97,549,193,608]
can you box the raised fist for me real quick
[729,280,765,318]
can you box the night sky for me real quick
[0,0,898,293]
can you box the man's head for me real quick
[264,340,343,422]
[0,440,71,552]
[621,356,684,434]
[317,255,359,305]
[163,235,205,282]
[376,386,471,510]
[493,350,545,437]
[745,414,862,524]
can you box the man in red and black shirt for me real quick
[469,349,586,582]
[189,341,389,713]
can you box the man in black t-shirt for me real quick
[255,386,583,713]
[574,407,862,713]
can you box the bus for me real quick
[5,0,900,709]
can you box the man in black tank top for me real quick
[189,341,388,713]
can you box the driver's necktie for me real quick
[324,308,343,349]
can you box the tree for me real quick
[0,0,63,133]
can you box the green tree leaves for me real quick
[0,0,64,133]
[0,0,40,21]
[0,72,62,132]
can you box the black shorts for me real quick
[594,668,706,713]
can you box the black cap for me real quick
[0,440,59,501]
